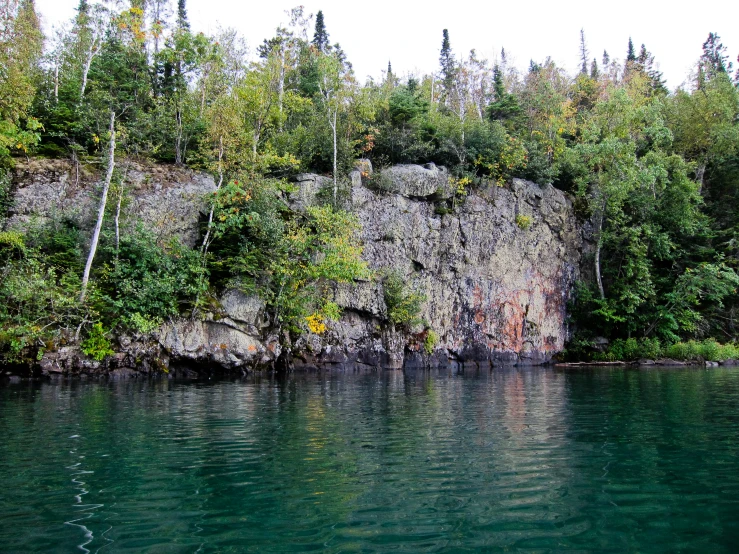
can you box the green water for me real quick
[1,367,738,552]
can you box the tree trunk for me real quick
[278,50,285,129]
[175,106,183,165]
[201,136,224,255]
[594,209,605,300]
[80,38,99,100]
[115,190,122,256]
[332,109,338,204]
[80,111,116,302]
[54,62,59,103]
[696,162,706,192]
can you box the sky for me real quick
[36,0,739,90]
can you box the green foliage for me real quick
[383,271,426,327]
[0,238,91,363]
[208,176,368,333]
[596,337,662,361]
[365,170,397,193]
[81,322,114,361]
[98,226,206,328]
[424,329,439,355]
[664,340,739,362]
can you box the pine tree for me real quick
[488,64,521,124]
[700,32,733,80]
[177,0,189,30]
[439,29,455,101]
[579,29,589,74]
[590,58,599,79]
[312,10,329,53]
[602,50,610,68]
[626,38,636,62]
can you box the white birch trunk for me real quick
[80,111,116,302]
[331,108,338,204]
[201,137,224,255]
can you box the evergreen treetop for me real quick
[177,0,189,30]
[312,10,329,53]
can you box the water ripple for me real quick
[1,367,739,551]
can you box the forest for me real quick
[1,0,739,364]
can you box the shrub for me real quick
[602,337,662,361]
[383,270,426,327]
[424,329,439,354]
[99,226,206,325]
[81,323,115,361]
[365,171,397,193]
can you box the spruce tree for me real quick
[579,29,589,74]
[488,64,521,124]
[312,10,329,53]
[387,60,392,76]
[700,32,733,80]
[439,29,455,100]
[177,0,189,30]
[590,58,599,79]
[602,50,610,68]
[626,38,636,62]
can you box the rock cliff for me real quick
[288,163,582,369]
[7,160,582,372]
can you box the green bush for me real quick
[99,226,206,327]
[81,323,115,361]
[597,337,662,361]
[383,270,426,327]
[366,171,397,193]
[424,329,439,354]
[0,235,90,363]
[662,339,738,362]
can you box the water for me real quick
[1,367,738,552]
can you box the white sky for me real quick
[36,0,739,90]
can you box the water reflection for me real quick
[0,367,738,551]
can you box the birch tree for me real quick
[80,110,115,301]
[317,51,351,203]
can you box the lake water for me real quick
[1,366,738,552]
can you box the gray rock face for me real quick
[287,173,333,211]
[7,159,215,246]
[159,319,279,369]
[380,163,452,198]
[303,173,582,367]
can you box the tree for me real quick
[439,29,455,104]
[699,32,733,83]
[0,0,43,162]
[176,0,189,31]
[590,58,600,80]
[487,64,521,124]
[80,110,115,301]
[579,29,589,75]
[668,74,739,189]
[312,10,329,53]
[76,2,108,100]
[626,37,636,62]
[316,51,350,203]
